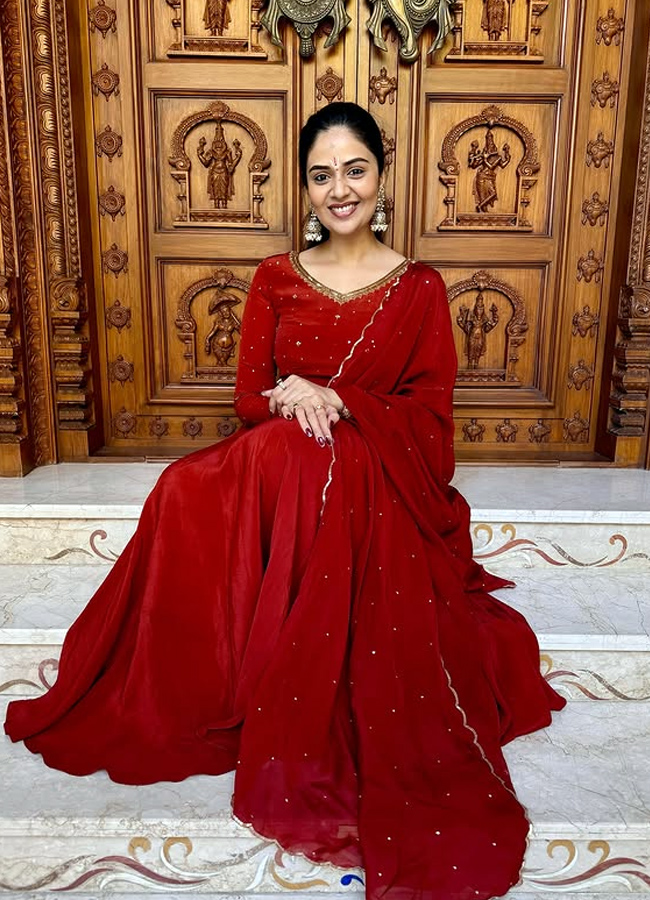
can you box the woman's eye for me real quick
[348,168,364,176]
[313,174,328,183]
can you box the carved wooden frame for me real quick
[0,0,95,473]
[447,271,529,384]
[164,0,267,57]
[175,268,249,382]
[608,27,650,462]
[168,100,271,227]
[446,0,549,63]
[438,105,541,231]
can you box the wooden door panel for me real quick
[74,0,646,460]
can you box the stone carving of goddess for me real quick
[203,0,231,35]
[468,130,511,213]
[481,0,507,41]
[457,292,499,368]
[198,122,242,209]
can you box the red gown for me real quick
[5,251,565,900]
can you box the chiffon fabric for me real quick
[5,252,565,900]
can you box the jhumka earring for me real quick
[304,208,323,242]
[371,184,388,233]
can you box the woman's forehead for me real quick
[307,127,370,165]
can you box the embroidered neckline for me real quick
[288,250,412,304]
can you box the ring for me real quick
[292,402,300,410]
[314,404,323,410]
[276,377,287,389]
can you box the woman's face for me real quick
[305,126,381,239]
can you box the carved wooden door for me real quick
[75,0,648,461]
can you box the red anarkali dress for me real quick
[5,251,565,900]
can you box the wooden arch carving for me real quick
[438,104,541,231]
[168,100,271,227]
[447,270,528,384]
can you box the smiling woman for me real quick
[4,102,565,900]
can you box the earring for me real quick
[304,207,323,242]
[371,184,388,233]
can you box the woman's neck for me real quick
[316,231,382,266]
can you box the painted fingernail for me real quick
[326,436,333,446]
[285,413,293,420]
[305,428,313,438]
[317,436,325,447]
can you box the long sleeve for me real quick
[234,265,278,426]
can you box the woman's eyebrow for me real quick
[308,157,370,172]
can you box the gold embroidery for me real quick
[289,250,412,304]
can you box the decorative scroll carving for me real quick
[563,412,589,443]
[183,416,203,438]
[92,63,120,100]
[591,72,619,109]
[438,105,540,231]
[448,271,528,383]
[369,67,397,104]
[102,243,129,276]
[105,299,132,331]
[166,0,266,56]
[113,407,136,437]
[447,0,548,63]
[462,418,485,442]
[1,0,55,462]
[50,278,92,429]
[577,250,604,283]
[261,0,350,57]
[529,419,551,443]
[99,186,126,220]
[581,192,609,226]
[169,100,270,227]
[176,268,248,382]
[586,132,614,169]
[495,418,518,442]
[316,68,344,104]
[596,8,624,46]
[149,416,170,438]
[367,0,453,61]
[568,359,595,391]
[572,305,600,338]
[95,125,123,161]
[109,355,134,384]
[89,0,117,38]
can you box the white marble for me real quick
[0,700,649,893]
[0,519,136,565]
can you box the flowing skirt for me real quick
[5,418,565,900]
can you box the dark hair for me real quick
[299,102,385,188]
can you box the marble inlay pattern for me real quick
[0,520,136,566]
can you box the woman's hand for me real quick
[262,376,343,446]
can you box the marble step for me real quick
[0,700,648,894]
[0,566,648,702]
[0,464,649,572]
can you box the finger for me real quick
[303,408,327,446]
[314,407,332,443]
[294,406,312,437]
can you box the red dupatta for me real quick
[232,263,561,900]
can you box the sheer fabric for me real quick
[5,252,565,900]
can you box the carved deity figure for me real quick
[203,0,231,35]
[198,122,242,209]
[468,130,511,213]
[481,0,507,41]
[204,295,241,365]
[456,292,499,368]
[463,419,485,443]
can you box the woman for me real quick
[5,103,565,900]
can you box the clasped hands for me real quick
[261,375,343,446]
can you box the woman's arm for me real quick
[233,266,277,426]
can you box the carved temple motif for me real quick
[438,105,540,230]
[366,0,453,61]
[168,101,270,227]
[447,0,548,63]
[260,0,350,57]
[175,269,247,383]
[165,0,266,56]
[448,271,528,383]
